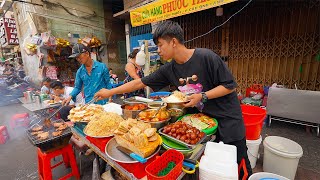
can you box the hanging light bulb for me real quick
[136,44,146,66]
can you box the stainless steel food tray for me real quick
[158,127,207,149]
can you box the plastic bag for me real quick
[178,83,204,111]
[41,31,56,47]
[31,34,42,45]
[46,66,58,79]
[81,37,92,47]
[136,45,146,66]
[47,50,55,63]
[22,35,37,55]
[38,66,46,78]
[92,157,102,180]
[246,84,264,97]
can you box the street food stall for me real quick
[26,91,235,180]
[68,95,220,180]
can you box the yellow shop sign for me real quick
[130,0,237,27]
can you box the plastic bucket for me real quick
[246,135,262,168]
[263,136,303,180]
[249,172,289,180]
[241,105,266,140]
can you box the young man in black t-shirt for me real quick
[95,20,252,177]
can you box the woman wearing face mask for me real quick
[123,49,145,98]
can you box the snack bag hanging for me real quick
[178,83,204,112]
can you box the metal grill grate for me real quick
[27,119,71,145]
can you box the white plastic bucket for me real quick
[263,136,303,180]
[249,172,289,180]
[246,135,262,169]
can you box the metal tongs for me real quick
[80,96,99,110]
[151,102,164,118]
[44,105,65,127]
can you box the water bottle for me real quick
[34,95,41,105]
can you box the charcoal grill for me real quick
[27,119,72,153]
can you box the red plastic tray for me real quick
[118,152,159,179]
[86,136,112,152]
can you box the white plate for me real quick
[105,138,160,163]
[162,98,190,104]
[134,96,154,103]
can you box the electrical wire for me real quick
[1,1,14,18]
[12,0,43,6]
[12,0,98,19]
[59,3,96,19]
[185,0,253,43]
[42,0,97,19]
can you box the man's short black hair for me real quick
[42,77,52,83]
[153,20,184,45]
[50,80,64,89]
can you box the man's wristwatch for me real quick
[201,92,208,103]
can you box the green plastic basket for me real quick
[177,114,218,135]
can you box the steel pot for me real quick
[121,102,147,119]
[168,108,186,123]
[137,109,171,130]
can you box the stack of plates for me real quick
[161,136,195,154]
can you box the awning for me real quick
[113,9,130,19]
[130,0,237,27]
[113,1,158,19]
